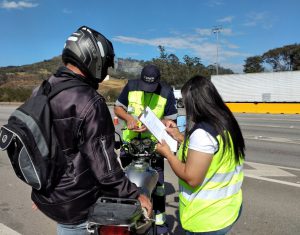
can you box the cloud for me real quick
[206,0,224,7]
[113,28,248,73]
[0,0,38,9]
[197,27,233,37]
[114,36,196,49]
[62,8,72,14]
[221,50,249,58]
[124,52,140,57]
[195,28,212,36]
[217,16,234,23]
[221,62,244,73]
[190,42,219,63]
[225,42,239,49]
[244,11,273,29]
[222,28,234,36]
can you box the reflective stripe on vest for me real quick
[155,212,166,225]
[178,130,244,232]
[122,91,167,142]
[154,184,165,196]
[180,165,243,200]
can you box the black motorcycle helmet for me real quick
[62,26,115,83]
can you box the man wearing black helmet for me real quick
[114,64,178,235]
[31,26,152,235]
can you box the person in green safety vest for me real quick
[156,75,245,235]
[114,64,178,235]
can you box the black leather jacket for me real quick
[31,67,139,224]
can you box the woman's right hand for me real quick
[162,119,183,142]
[161,119,178,137]
[161,119,176,128]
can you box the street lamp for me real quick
[212,25,222,75]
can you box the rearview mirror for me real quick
[114,132,123,150]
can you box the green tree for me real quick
[243,56,264,73]
[262,44,300,71]
[158,45,168,60]
[148,45,233,86]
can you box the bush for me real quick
[0,87,32,102]
[100,88,120,103]
[0,86,121,103]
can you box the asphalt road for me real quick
[0,105,300,234]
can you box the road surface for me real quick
[0,105,299,234]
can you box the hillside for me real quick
[98,77,127,102]
[0,50,235,102]
[0,56,134,102]
[0,56,62,88]
[0,74,127,102]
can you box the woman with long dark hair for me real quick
[156,75,245,235]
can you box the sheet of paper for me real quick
[139,107,177,152]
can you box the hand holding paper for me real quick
[139,107,177,152]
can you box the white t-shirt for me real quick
[188,128,218,154]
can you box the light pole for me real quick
[212,25,222,75]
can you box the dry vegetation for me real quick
[98,77,127,102]
[0,74,127,102]
[99,77,127,91]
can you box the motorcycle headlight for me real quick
[142,138,152,148]
[131,138,141,147]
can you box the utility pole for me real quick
[212,25,222,75]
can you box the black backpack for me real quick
[0,79,87,193]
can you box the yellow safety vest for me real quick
[178,126,244,232]
[122,90,167,142]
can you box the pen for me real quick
[121,126,185,130]
[167,125,185,129]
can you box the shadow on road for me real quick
[164,182,184,234]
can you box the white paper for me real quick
[139,107,177,152]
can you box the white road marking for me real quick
[244,135,300,145]
[279,166,300,171]
[245,175,300,188]
[237,117,300,122]
[241,123,300,129]
[245,162,300,188]
[0,223,21,235]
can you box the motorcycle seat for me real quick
[88,197,143,225]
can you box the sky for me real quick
[0,0,299,73]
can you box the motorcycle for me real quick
[87,133,159,235]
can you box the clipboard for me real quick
[139,107,177,152]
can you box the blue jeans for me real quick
[185,205,243,235]
[57,222,88,235]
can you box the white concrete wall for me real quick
[211,71,300,102]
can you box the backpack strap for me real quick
[44,79,89,100]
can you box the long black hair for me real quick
[181,75,245,162]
